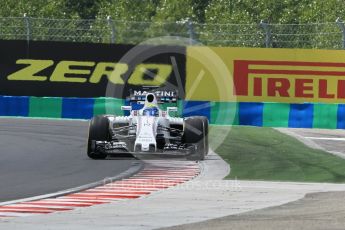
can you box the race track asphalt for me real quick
[0,118,137,202]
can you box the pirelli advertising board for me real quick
[0,40,186,98]
[186,47,345,103]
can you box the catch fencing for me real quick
[1,16,345,49]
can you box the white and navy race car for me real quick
[87,89,208,161]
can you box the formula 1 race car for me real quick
[87,88,208,161]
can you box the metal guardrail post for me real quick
[260,20,271,48]
[336,18,345,49]
[187,19,196,45]
[107,16,116,44]
[23,13,31,43]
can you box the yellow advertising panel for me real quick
[186,47,345,103]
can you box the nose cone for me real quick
[145,93,158,107]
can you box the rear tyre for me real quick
[183,117,206,161]
[87,115,110,159]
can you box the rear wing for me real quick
[127,86,178,105]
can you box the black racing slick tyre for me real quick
[87,115,110,159]
[194,116,209,155]
[183,117,207,161]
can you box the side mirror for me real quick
[121,106,132,111]
[167,107,178,117]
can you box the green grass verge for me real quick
[210,125,345,183]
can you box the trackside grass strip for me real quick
[210,126,345,183]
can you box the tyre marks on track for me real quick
[0,160,200,218]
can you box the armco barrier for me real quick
[337,105,345,129]
[29,97,62,118]
[0,95,344,129]
[0,96,29,117]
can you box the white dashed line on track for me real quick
[305,137,345,141]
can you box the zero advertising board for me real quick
[0,40,186,98]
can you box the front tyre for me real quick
[87,116,110,159]
[183,117,207,161]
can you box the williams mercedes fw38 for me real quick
[87,89,208,161]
